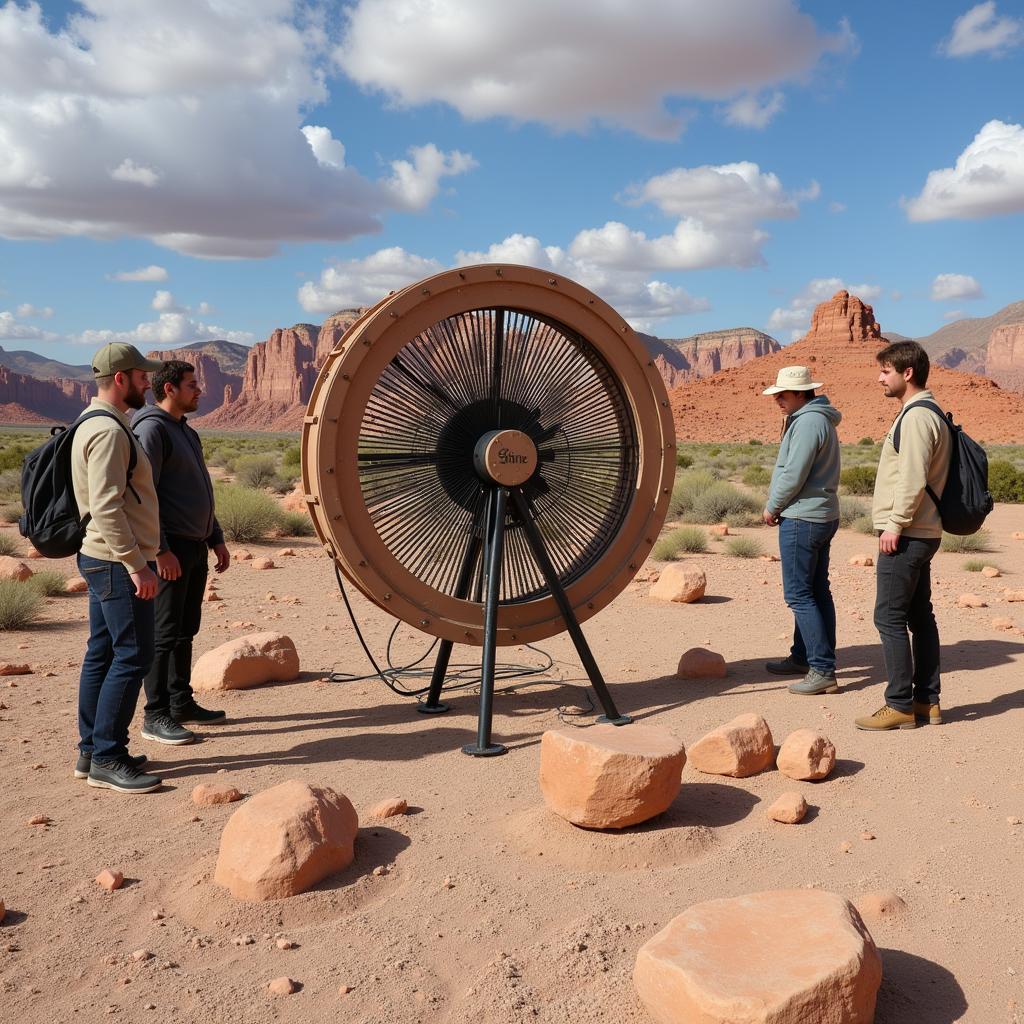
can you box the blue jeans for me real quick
[778,517,839,674]
[77,554,156,762]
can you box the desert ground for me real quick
[2,506,1023,1024]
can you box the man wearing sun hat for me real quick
[70,342,165,794]
[761,365,843,695]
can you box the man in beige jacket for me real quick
[856,341,951,732]
[71,343,165,792]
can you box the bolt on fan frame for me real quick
[301,264,676,755]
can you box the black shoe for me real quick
[87,758,162,794]
[74,751,147,779]
[141,713,196,746]
[171,701,226,725]
[765,657,810,676]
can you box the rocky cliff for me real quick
[196,310,363,432]
[986,322,1024,393]
[0,364,93,423]
[670,291,1024,443]
[147,349,243,415]
[920,300,1024,373]
[639,328,780,388]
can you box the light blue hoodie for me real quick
[766,396,842,523]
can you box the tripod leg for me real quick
[509,488,632,726]
[419,526,484,715]
[463,487,509,757]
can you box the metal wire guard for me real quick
[301,265,675,645]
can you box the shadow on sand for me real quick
[875,948,968,1023]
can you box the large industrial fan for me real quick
[301,265,675,756]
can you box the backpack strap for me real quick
[892,400,947,510]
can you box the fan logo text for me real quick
[497,447,528,465]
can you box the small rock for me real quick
[250,558,275,571]
[0,556,33,582]
[767,792,808,824]
[65,577,89,593]
[267,977,297,996]
[27,813,50,825]
[234,549,253,561]
[0,897,5,923]
[0,664,32,677]
[277,548,296,557]
[708,524,729,537]
[776,729,837,781]
[369,797,408,819]
[204,591,222,603]
[131,949,153,962]
[276,939,295,950]
[649,562,706,603]
[758,553,780,562]
[151,911,164,920]
[861,831,875,841]
[981,565,1001,578]
[95,869,124,892]
[372,865,388,877]
[689,713,773,778]
[192,783,244,807]
[443,876,455,889]
[1004,590,1024,603]
[839,841,853,854]
[849,555,874,567]
[956,593,986,608]
[264,592,277,602]
[1008,816,1022,826]
[233,934,256,946]
[992,617,1015,631]
[854,890,908,922]
[676,648,727,679]
[339,984,353,995]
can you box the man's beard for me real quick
[125,382,147,409]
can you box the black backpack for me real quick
[893,400,993,536]
[18,411,139,558]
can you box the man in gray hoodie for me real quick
[760,366,843,695]
[133,360,230,745]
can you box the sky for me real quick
[0,0,1022,367]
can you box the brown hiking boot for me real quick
[855,705,917,731]
[913,701,942,725]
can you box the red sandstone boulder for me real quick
[0,663,32,676]
[369,797,408,819]
[192,633,299,691]
[267,976,297,995]
[65,577,88,593]
[96,869,124,892]
[192,783,244,807]
[776,729,837,781]
[0,556,33,582]
[539,725,685,829]
[767,792,808,824]
[650,563,706,603]
[634,890,881,1024]
[981,565,1001,578]
[688,713,773,778]
[676,648,726,678]
[250,557,275,571]
[214,780,358,900]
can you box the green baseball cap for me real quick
[91,342,163,377]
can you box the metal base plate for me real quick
[461,743,508,757]
[417,702,450,715]
[596,714,633,726]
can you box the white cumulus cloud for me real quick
[75,313,255,348]
[722,91,785,129]
[336,0,854,138]
[930,273,983,301]
[0,2,476,258]
[15,303,54,319]
[767,277,883,340]
[0,310,59,341]
[904,120,1024,221]
[109,265,168,282]
[941,2,1024,57]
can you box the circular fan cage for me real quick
[301,264,676,647]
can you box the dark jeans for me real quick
[78,553,156,762]
[874,535,942,712]
[778,517,839,674]
[143,537,209,715]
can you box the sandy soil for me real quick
[2,508,1023,1024]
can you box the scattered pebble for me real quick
[860,832,876,841]
[339,984,353,995]
[27,813,50,826]
[267,976,297,996]
[275,939,295,950]
[130,949,153,962]
[95,869,124,892]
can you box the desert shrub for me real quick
[851,514,875,535]
[838,495,868,528]
[0,531,21,556]
[0,443,32,472]
[742,465,771,487]
[234,453,279,489]
[988,460,1024,503]
[858,436,875,445]
[0,579,43,630]
[723,536,763,559]
[282,444,302,470]
[940,529,993,553]
[840,465,876,495]
[691,481,761,525]
[669,470,716,519]
[652,526,707,559]
[269,471,300,494]
[708,446,721,457]
[747,438,762,446]
[0,504,21,525]
[213,483,283,542]
[962,559,1003,573]
[675,451,693,469]
[26,570,68,597]
[278,510,315,537]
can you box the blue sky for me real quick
[1,0,1022,366]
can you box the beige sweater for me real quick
[872,390,952,539]
[71,398,160,572]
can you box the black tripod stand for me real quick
[417,484,632,756]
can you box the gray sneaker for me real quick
[765,657,810,676]
[88,758,162,794]
[789,669,840,695]
[141,713,196,746]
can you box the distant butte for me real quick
[670,291,1024,444]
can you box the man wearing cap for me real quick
[761,366,843,695]
[70,343,164,794]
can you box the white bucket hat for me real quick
[762,365,823,395]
